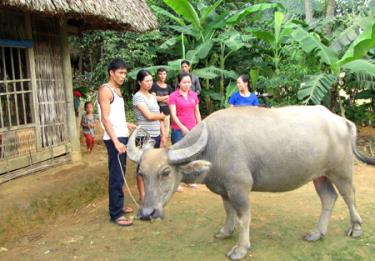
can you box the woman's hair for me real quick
[177,72,192,87]
[239,74,249,84]
[239,74,251,91]
[135,69,152,92]
[137,69,152,82]
[84,101,93,110]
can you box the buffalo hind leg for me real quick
[215,197,236,239]
[331,175,363,238]
[226,189,251,260]
[305,176,338,241]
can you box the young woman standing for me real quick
[228,74,259,107]
[133,69,166,203]
[168,72,201,190]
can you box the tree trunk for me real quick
[326,0,336,17]
[325,0,336,34]
[304,0,313,24]
[330,85,338,113]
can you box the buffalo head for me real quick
[127,122,212,221]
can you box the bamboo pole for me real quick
[25,14,42,151]
[59,19,81,162]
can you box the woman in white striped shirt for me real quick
[133,69,166,203]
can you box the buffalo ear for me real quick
[178,160,211,183]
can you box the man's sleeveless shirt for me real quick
[98,84,129,140]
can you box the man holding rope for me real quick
[98,59,136,227]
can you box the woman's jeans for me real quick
[171,128,184,145]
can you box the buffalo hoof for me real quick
[346,223,362,238]
[226,244,250,260]
[304,230,323,241]
[214,229,234,239]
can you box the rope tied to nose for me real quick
[116,129,160,221]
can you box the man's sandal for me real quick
[123,207,134,214]
[112,216,133,227]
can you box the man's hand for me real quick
[114,140,127,154]
[127,123,137,132]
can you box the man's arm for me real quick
[152,93,169,103]
[98,86,126,153]
[193,75,201,95]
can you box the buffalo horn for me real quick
[168,122,208,164]
[126,126,146,163]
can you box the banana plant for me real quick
[250,11,292,75]
[213,29,252,96]
[245,11,294,99]
[154,0,279,67]
[291,19,375,108]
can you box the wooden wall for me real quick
[0,11,72,179]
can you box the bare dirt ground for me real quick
[0,127,374,261]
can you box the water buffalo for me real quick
[126,105,375,260]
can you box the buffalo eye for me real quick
[161,170,170,177]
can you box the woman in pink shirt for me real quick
[169,72,201,144]
[169,72,202,190]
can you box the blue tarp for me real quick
[0,39,33,48]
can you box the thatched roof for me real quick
[0,0,158,32]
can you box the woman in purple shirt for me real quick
[229,74,259,107]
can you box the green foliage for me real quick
[338,21,375,66]
[330,15,374,52]
[70,30,164,107]
[70,0,374,120]
[151,4,185,26]
[291,14,375,107]
[163,0,201,30]
[223,82,237,108]
[298,74,337,105]
[291,25,339,66]
[186,40,214,63]
[249,69,259,90]
[225,3,281,25]
[345,103,375,125]
[343,59,375,78]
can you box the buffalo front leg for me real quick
[215,197,236,239]
[226,190,251,260]
[305,176,338,241]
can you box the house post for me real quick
[59,19,81,162]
